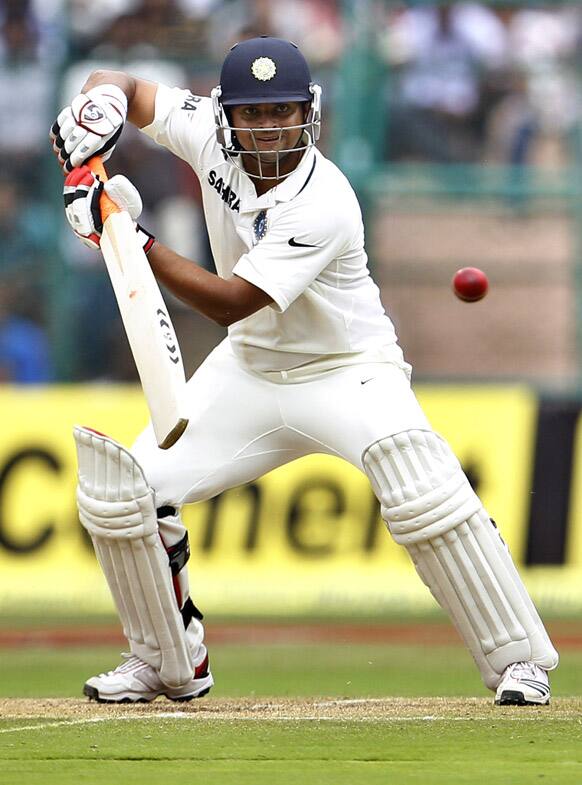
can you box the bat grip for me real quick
[88,156,120,223]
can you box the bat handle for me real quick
[88,156,120,223]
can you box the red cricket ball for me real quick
[452,267,489,302]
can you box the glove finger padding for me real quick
[63,166,104,250]
[51,107,74,168]
[64,124,89,155]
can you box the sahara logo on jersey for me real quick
[181,92,202,111]
[208,170,241,212]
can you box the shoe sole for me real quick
[83,676,213,704]
[495,690,550,706]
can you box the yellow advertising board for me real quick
[0,384,579,616]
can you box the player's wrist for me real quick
[136,224,155,255]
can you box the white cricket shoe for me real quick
[83,648,213,703]
[494,661,551,706]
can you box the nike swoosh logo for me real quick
[288,237,318,248]
[360,378,375,385]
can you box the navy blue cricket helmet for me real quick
[219,36,313,105]
[211,36,322,180]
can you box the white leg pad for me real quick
[74,426,194,689]
[363,430,559,690]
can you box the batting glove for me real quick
[50,84,127,173]
[63,165,155,253]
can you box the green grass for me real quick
[1,716,582,785]
[1,642,581,699]
[1,643,489,698]
[0,633,581,785]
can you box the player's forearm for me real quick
[82,70,136,103]
[147,242,269,327]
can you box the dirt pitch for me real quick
[1,620,581,649]
[1,696,581,724]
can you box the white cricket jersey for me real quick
[141,85,405,374]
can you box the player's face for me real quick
[230,102,307,176]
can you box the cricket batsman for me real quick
[51,36,558,705]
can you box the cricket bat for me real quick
[88,156,188,449]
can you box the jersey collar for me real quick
[238,147,317,214]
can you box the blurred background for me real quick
[0,0,581,667]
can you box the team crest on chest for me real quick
[251,57,277,81]
[253,210,268,244]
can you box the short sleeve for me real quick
[232,203,351,312]
[139,85,215,175]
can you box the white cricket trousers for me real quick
[129,338,559,692]
[132,338,431,505]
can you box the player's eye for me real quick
[275,104,290,114]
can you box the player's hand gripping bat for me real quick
[88,156,188,449]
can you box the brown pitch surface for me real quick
[0,620,581,649]
[1,696,581,722]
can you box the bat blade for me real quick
[100,210,189,449]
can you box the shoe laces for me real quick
[104,653,147,676]
[509,661,541,679]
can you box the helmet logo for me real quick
[251,57,277,81]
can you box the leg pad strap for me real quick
[167,532,190,577]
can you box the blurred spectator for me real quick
[0,0,67,65]
[0,174,53,279]
[382,3,510,163]
[73,0,211,61]
[0,280,53,382]
[69,0,135,57]
[178,0,220,19]
[0,4,56,192]
[0,172,55,382]
[89,9,159,61]
[503,5,581,167]
[0,173,55,377]
[263,0,342,65]
[484,70,538,167]
[208,0,342,65]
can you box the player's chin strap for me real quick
[74,426,202,689]
[363,430,559,690]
